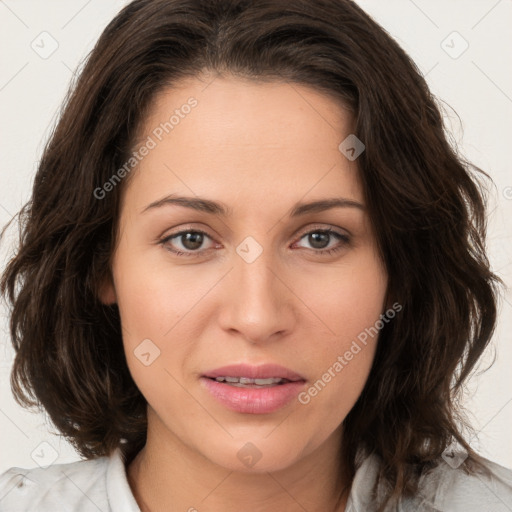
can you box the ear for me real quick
[97,272,117,305]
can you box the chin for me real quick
[198,435,306,474]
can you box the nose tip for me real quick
[218,253,295,344]
[239,327,285,345]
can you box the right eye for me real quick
[160,229,218,257]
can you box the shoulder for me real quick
[0,449,140,512]
[418,455,512,511]
[348,449,512,511]
[0,455,108,512]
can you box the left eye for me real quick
[160,228,349,257]
[294,229,350,254]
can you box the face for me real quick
[102,74,388,473]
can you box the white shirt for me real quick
[1,448,512,511]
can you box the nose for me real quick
[217,247,296,345]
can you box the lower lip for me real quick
[200,377,306,414]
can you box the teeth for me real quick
[254,377,283,385]
[213,376,285,385]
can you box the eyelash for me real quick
[159,227,350,258]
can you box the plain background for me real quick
[0,0,511,473]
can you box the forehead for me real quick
[140,75,354,151]
[125,75,363,211]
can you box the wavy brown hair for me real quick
[0,0,501,509]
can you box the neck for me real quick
[126,410,350,512]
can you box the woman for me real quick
[1,0,511,510]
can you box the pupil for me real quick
[182,232,203,250]
[309,232,329,249]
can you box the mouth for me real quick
[202,363,306,385]
[200,363,307,414]
[205,376,296,388]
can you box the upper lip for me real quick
[202,364,306,382]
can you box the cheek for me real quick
[112,242,209,339]
[294,251,386,422]
[111,244,225,403]
[110,243,180,383]
[294,248,387,349]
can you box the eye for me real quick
[293,228,350,256]
[159,226,350,258]
[159,229,217,257]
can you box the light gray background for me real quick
[1,0,511,473]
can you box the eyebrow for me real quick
[142,195,365,217]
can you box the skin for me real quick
[100,73,388,512]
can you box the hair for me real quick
[0,0,501,509]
